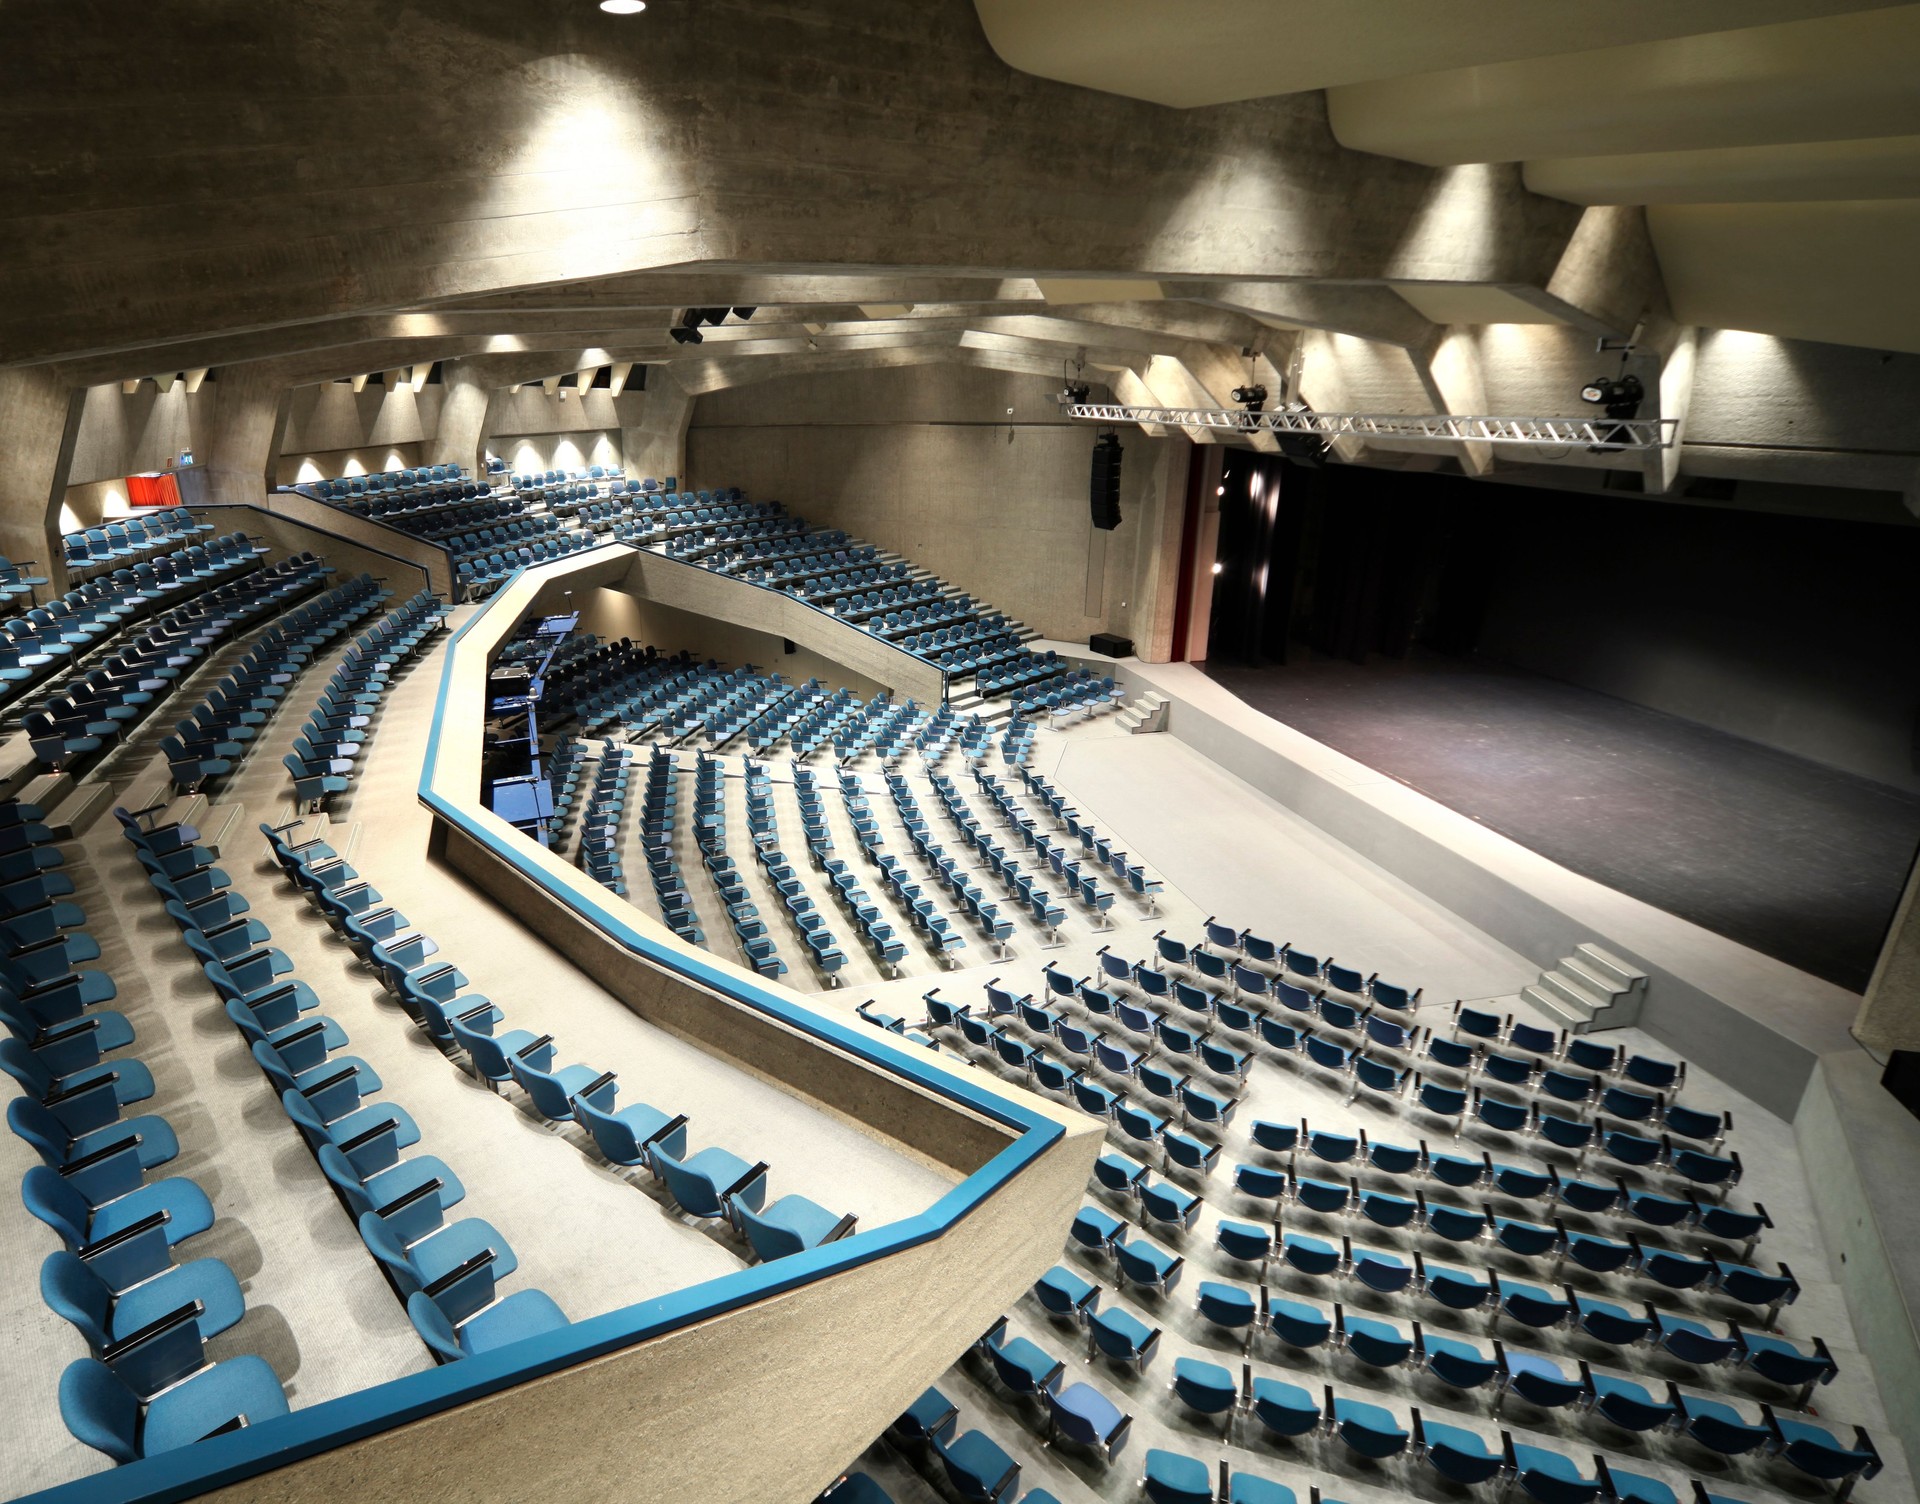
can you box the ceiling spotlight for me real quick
[1579,373,1644,418]
[695,306,730,328]
[1056,380,1091,408]
[669,326,704,345]
[731,306,757,321]
[1580,373,1645,452]
[1230,384,1268,414]
[599,0,646,13]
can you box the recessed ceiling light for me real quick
[600,0,646,13]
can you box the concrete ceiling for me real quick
[971,0,1893,108]
[4,0,1914,513]
[978,2,1920,357]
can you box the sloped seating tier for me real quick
[0,800,293,1470]
[0,532,278,712]
[27,550,334,772]
[256,817,856,1270]
[119,808,570,1374]
[868,931,1874,1504]
[283,592,447,811]
[165,572,394,793]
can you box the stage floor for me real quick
[1201,649,1920,993]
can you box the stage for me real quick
[1201,649,1920,993]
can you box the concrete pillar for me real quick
[0,367,84,591]
[1415,328,1493,476]
[1855,854,1920,1053]
[1646,325,1699,496]
[621,369,694,485]
[431,360,493,473]
[200,366,286,507]
[1126,439,1193,663]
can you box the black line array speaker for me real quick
[1090,433,1123,530]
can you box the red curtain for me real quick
[125,473,181,508]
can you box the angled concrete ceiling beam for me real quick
[420,274,1045,315]
[1185,282,1438,350]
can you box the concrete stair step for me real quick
[1561,956,1630,1001]
[1522,982,1593,1028]
[1541,968,1614,1015]
[44,779,115,838]
[1575,942,1646,993]
[197,801,248,858]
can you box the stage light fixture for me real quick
[599,0,646,14]
[1579,374,1644,418]
[731,306,757,321]
[696,306,731,328]
[669,326,704,345]
[1230,383,1268,414]
[1580,372,1645,452]
[1056,379,1091,408]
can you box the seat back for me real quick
[57,1358,141,1464]
[405,1290,466,1362]
[22,1163,91,1243]
[652,1150,725,1217]
[40,1250,113,1347]
[358,1212,425,1297]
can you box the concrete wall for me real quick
[1796,1051,1920,1480]
[614,547,949,703]
[686,365,1182,647]
[67,383,210,488]
[197,503,437,598]
[278,383,446,475]
[576,587,888,702]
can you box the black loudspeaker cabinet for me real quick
[1090,433,1123,530]
[1088,632,1134,658]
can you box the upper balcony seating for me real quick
[62,507,213,579]
[27,550,331,772]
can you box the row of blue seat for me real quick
[904,951,1860,1495]
[637,748,702,943]
[163,573,391,792]
[454,530,596,600]
[920,772,1071,938]
[985,963,1763,1241]
[741,761,854,979]
[283,592,445,809]
[1,802,294,1465]
[1011,764,1166,910]
[927,973,1777,1299]
[28,551,330,770]
[62,508,213,577]
[258,818,851,1264]
[885,770,1021,956]
[0,554,49,610]
[199,815,574,1360]
[408,496,528,540]
[1,532,273,707]
[1056,1166,1873,1500]
[313,464,471,499]
[577,746,632,896]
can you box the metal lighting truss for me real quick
[1068,403,1677,451]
